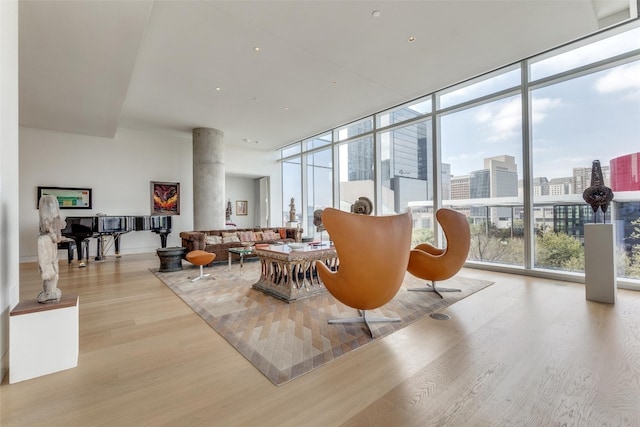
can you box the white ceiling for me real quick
[18,0,633,151]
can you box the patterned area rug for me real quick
[152,260,493,386]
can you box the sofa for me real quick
[179,227,301,263]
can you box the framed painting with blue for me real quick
[37,186,92,209]
[151,181,180,215]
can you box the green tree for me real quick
[628,246,640,278]
[536,232,584,271]
[629,217,640,240]
[623,217,640,278]
[468,223,521,263]
[411,227,434,247]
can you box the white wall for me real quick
[225,144,282,230]
[1,0,20,381]
[19,127,193,261]
[226,176,257,228]
[19,127,284,261]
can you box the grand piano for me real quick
[62,215,172,264]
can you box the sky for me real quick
[441,30,640,181]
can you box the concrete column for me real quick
[193,128,225,230]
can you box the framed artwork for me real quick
[236,200,248,216]
[151,181,180,215]
[37,186,92,209]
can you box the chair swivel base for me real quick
[191,265,211,282]
[185,250,216,282]
[408,281,461,299]
[328,309,400,338]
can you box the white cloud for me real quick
[532,27,640,79]
[473,97,521,142]
[595,62,640,99]
[531,97,563,125]
[446,151,485,164]
[470,95,564,144]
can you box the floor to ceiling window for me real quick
[440,93,524,265]
[529,25,640,277]
[282,156,302,225]
[306,146,333,241]
[279,20,640,286]
[377,97,435,244]
[338,136,374,212]
[335,117,375,213]
[379,118,435,245]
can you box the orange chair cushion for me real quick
[186,250,216,266]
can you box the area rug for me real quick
[152,261,493,386]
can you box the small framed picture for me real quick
[151,181,180,215]
[236,200,247,216]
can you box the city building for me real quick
[610,152,640,191]
[549,177,573,196]
[468,155,519,226]
[450,175,471,200]
[532,177,550,196]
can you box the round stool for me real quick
[186,250,216,282]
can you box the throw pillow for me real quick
[278,228,286,239]
[254,231,263,241]
[238,231,256,242]
[222,235,241,243]
[205,235,222,245]
[263,231,279,240]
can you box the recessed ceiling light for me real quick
[408,36,416,42]
[243,138,251,143]
[371,10,381,18]
[284,107,289,110]
[215,87,222,91]
[254,47,261,52]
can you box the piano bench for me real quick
[57,240,76,264]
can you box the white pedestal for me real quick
[286,221,299,228]
[584,224,616,304]
[9,294,79,383]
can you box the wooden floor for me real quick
[2,253,639,426]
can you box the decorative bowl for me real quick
[288,242,306,250]
[241,242,255,247]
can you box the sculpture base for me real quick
[584,224,616,304]
[9,294,79,383]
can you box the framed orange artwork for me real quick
[151,181,180,215]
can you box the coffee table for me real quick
[252,243,338,302]
[228,247,254,273]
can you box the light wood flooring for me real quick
[1,253,639,426]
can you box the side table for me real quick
[156,247,186,272]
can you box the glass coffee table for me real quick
[228,246,254,273]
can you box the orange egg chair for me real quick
[407,208,470,298]
[316,208,412,338]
